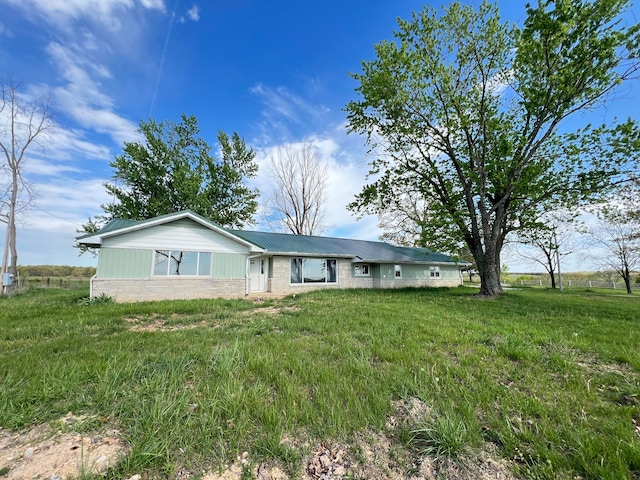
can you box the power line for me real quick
[32,207,84,227]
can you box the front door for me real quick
[249,257,267,292]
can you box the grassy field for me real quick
[1,286,639,479]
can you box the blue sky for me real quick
[0,0,638,270]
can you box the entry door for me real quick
[249,257,267,292]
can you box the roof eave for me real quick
[75,211,264,252]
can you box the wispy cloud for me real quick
[4,0,165,30]
[251,83,330,129]
[187,5,200,21]
[0,22,11,37]
[46,42,139,144]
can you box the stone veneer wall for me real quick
[92,277,246,302]
[268,257,462,295]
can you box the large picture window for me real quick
[153,250,212,276]
[290,258,337,284]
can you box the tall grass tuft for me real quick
[410,409,472,460]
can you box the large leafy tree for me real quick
[345,0,640,296]
[86,114,259,234]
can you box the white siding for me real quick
[102,218,250,253]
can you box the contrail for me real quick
[149,0,181,118]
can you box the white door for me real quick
[249,257,267,292]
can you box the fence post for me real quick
[613,281,616,289]
[589,281,592,288]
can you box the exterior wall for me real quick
[92,277,246,303]
[268,256,462,295]
[97,248,153,279]
[96,248,247,280]
[212,253,246,278]
[102,218,250,254]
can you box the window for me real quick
[354,264,370,276]
[153,250,212,276]
[430,266,440,278]
[290,258,337,284]
[394,264,402,278]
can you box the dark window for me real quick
[291,258,337,284]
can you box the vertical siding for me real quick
[376,263,461,280]
[379,264,396,279]
[97,248,246,279]
[211,253,246,278]
[97,248,153,279]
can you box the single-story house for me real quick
[77,210,468,302]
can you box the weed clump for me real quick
[77,293,114,306]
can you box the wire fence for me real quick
[507,278,640,291]
[14,276,90,290]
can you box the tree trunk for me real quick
[624,266,632,294]
[550,271,556,289]
[474,242,503,296]
[4,169,19,293]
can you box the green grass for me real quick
[1,286,639,479]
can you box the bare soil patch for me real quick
[125,313,212,333]
[244,306,301,317]
[199,398,518,480]
[0,414,126,479]
[0,400,518,480]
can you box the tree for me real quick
[1,77,53,293]
[80,114,259,240]
[345,0,640,296]
[265,143,328,235]
[588,214,640,294]
[513,213,579,289]
[375,190,431,247]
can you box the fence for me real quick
[15,276,90,290]
[509,278,640,291]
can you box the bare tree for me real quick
[513,213,580,289]
[266,143,328,236]
[377,191,430,247]
[588,217,640,294]
[0,77,53,292]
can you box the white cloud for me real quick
[0,22,12,37]
[5,0,165,30]
[187,5,200,21]
[250,83,331,135]
[45,42,139,144]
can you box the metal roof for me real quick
[78,210,464,265]
[229,229,459,264]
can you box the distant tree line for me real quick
[17,265,96,278]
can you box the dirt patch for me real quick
[194,398,518,480]
[0,400,518,480]
[386,397,433,429]
[125,314,212,332]
[244,306,301,317]
[0,414,126,479]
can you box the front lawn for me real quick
[1,287,638,479]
